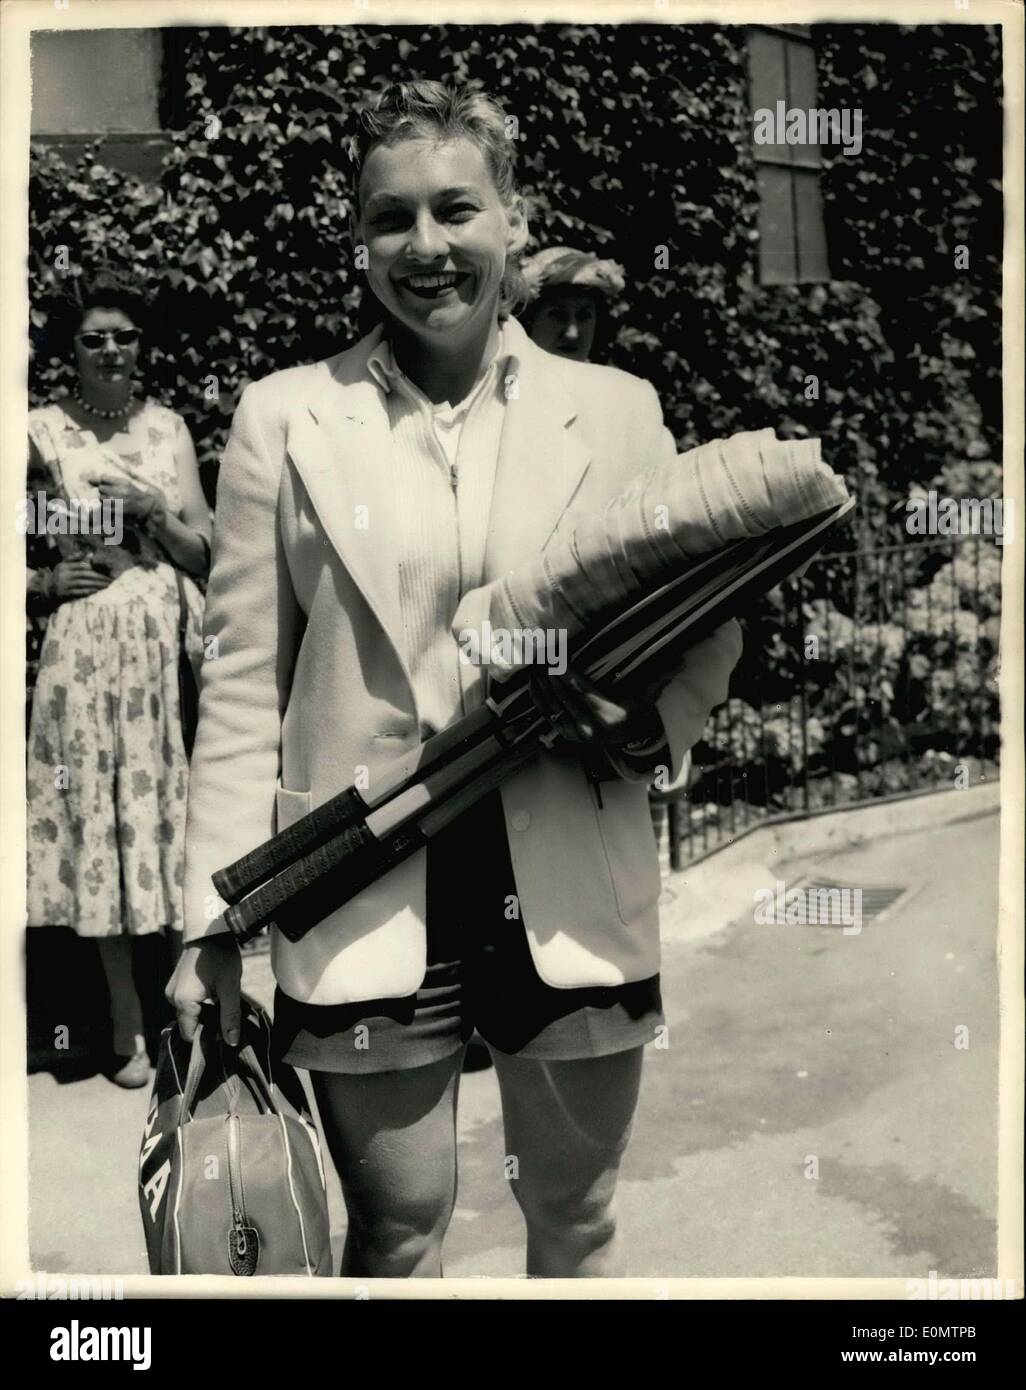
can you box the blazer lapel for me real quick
[286,329,406,656]
[284,322,592,656]
[483,324,592,581]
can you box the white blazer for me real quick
[183,317,742,1004]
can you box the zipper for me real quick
[449,459,468,717]
[449,461,463,597]
[226,1113,258,1274]
[227,1113,247,1253]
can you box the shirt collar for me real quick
[366,320,520,407]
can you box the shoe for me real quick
[110,1049,151,1089]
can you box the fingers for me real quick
[534,668,633,743]
[532,670,597,742]
[167,948,207,1041]
[62,575,113,598]
[219,1003,241,1049]
[530,670,580,741]
[219,980,242,1049]
[553,678,597,741]
[94,489,137,514]
[532,667,659,750]
[94,481,153,511]
[561,669,630,731]
[55,560,114,598]
[58,560,99,573]
[175,995,203,1043]
[174,986,238,1047]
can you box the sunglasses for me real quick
[76,329,140,349]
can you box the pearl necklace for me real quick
[73,388,135,421]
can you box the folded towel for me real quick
[488,429,848,645]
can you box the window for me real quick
[29,28,190,180]
[747,25,831,285]
[31,30,164,135]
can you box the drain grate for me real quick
[780,877,908,927]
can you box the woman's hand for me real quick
[92,475,163,522]
[167,935,243,1046]
[51,558,114,601]
[529,666,664,749]
[529,667,670,785]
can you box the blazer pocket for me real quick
[274,782,313,834]
[592,779,661,925]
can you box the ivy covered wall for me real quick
[29,21,1002,537]
[27,22,1003,796]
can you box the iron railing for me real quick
[653,533,1002,872]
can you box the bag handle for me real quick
[177,1023,212,1127]
[234,1043,280,1117]
[176,1022,282,1125]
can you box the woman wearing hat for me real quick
[519,245,691,869]
[517,246,625,363]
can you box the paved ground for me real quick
[25,806,1000,1282]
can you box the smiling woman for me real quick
[26,271,211,1089]
[353,85,529,405]
[169,79,742,1280]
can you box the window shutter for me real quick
[748,25,831,284]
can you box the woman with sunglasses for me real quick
[170,81,741,1276]
[27,272,211,1088]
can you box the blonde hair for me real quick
[354,81,529,318]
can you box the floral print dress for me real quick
[26,400,205,938]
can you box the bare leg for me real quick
[95,935,145,1056]
[310,1049,465,1278]
[491,1044,645,1277]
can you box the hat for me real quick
[519,247,626,302]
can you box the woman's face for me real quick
[357,135,527,351]
[528,289,600,362]
[73,307,140,392]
